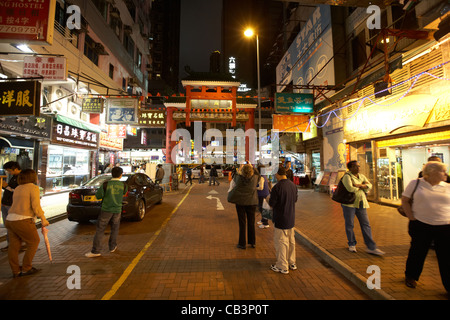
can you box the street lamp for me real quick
[244,28,261,133]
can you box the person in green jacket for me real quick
[85,166,128,258]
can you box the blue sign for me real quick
[276,5,335,100]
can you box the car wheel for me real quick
[134,199,146,221]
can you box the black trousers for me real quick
[236,205,256,247]
[405,220,450,292]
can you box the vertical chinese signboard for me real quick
[0,0,56,45]
[0,81,41,116]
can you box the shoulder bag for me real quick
[332,173,356,205]
[397,179,420,217]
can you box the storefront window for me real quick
[311,151,321,174]
[46,146,89,192]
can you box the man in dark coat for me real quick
[269,166,298,274]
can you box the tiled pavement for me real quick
[294,188,449,300]
[0,182,368,301]
[0,181,448,301]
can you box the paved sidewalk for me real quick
[0,183,368,301]
[0,183,447,300]
[293,188,449,300]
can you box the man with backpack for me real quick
[85,166,128,257]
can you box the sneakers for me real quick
[85,252,101,258]
[110,246,117,253]
[289,263,297,270]
[258,224,269,229]
[366,248,385,256]
[270,264,289,274]
[348,245,357,253]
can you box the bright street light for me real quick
[243,28,261,134]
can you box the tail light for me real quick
[69,192,81,200]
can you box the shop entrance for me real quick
[376,140,450,205]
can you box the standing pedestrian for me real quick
[85,166,128,257]
[199,165,205,184]
[341,160,384,255]
[1,161,21,251]
[155,164,165,184]
[185,167,193,186]
[257,165,271,229]
[227,164,259,249]
[209,165,220,186]
[269,167,298,274]
[5,169,49,277]
[402,161,450,292]
[285,161,294,182]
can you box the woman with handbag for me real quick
[227,164,260,249]
[341,161,384,255]
[402,161,450,292]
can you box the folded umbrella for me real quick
[41,227,52,262]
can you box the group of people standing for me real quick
[337,157,449,292]
[228,163,298,274]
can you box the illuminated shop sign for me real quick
[275,93,314,114]
[0,81,40,116]
[52,122,99,149]
[0,0,56,45]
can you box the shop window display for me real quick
[46,146,89,192]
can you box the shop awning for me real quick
[55,114,103,133]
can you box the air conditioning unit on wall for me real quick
[68,102,81,119]
[50,86,68,114]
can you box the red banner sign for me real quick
[0,0,56,45]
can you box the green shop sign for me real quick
[275,93,313,114]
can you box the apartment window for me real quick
[351,31,367,71]
[137,51,142,68]
[109,64,114,79]
[91,0,107,19]
[84,35,99,65]
[124,34,135,59]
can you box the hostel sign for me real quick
[0,0,56,45]
[0,81,41,116]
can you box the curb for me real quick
[294,227,395,300]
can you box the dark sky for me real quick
[178,0,282,90]
[179,0,223,82]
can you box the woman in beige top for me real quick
[5,169,49,278]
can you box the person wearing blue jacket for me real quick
[269,166,298,274]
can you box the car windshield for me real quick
[83,174,130,187]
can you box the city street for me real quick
[0,182,368,302]
[0,180,447,303]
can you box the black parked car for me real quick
[67,173,163,223]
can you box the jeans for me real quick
[91,211,121,254]
[405,220,450,292]
[342,202,376,250]
[209,176,219,185]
